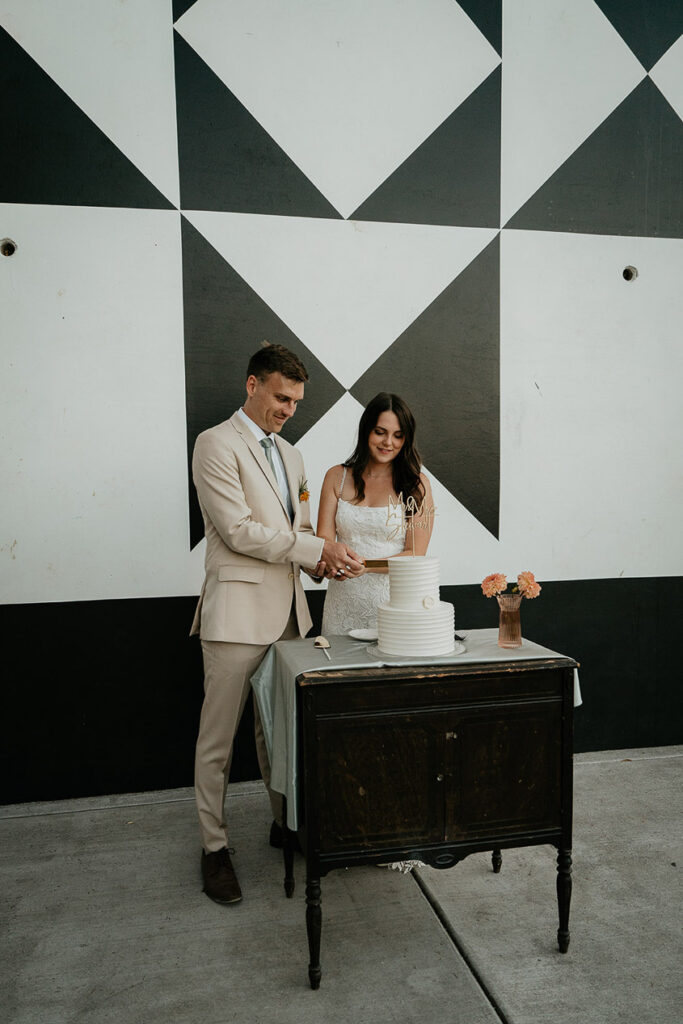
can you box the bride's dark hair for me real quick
[344,393,424,507]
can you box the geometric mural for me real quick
[352,66,501,228]
[0,26,172,210]
[1,0,682,603]
[180,215,345,547]
[174,32,340,218]
[593,0,683,71]
[1,0,682,802]
[458,0,502,56]
[0,2,179,207]
[352,236,500,537]
[175,0,501,220]
[507,77,683,237]
[500,0,647,226]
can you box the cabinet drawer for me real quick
[306,669,564,717]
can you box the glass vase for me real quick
[497,593,523,648]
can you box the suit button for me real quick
[288,572,294,580]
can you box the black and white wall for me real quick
[2,0,682,803]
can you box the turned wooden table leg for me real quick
[556,847,572,953]
[283,827,295,898]
[491,848,502,873]
[306,877,322,989]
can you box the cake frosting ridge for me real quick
[377,556,455,657]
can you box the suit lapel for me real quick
[230,413,289,518]
[278,440,301,526]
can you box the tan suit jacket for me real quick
[190,412,322,644]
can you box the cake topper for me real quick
[386,492,437,554]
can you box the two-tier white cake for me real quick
[377,556,455,657]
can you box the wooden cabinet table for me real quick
[279,653,577,989]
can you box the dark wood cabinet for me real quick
[282,656,576,988]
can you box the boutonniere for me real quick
[298,476,310,502]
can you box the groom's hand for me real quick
[320,540,364,580]
[303,560,327,583]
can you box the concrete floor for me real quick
[1,746,681,1024]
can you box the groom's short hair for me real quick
[247,342,309,384]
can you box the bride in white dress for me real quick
[318,393,434,874]
[318,393,434,636]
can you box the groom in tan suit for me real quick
[191,343,362,904]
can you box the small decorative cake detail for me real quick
[377,556,455,657]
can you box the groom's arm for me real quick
[193,431,323,569]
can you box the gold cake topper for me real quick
[386,492,437,554]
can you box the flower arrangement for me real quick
[481,571,541,599]
[298,476,310,502]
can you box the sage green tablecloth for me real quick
[250,628,582,831]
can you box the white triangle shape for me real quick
[0,0,179,207]
[421,468,501,587]
[501,0,646,225]
[184,211,498,390]
[176,0,500,219]
[650,35,683,124]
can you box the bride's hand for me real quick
[326,560,366,581]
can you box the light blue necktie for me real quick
[260,436,277,476]
[260,437,292,519]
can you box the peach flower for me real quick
[481,573,507,597]
[517,571,541,599]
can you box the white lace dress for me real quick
[321,498,406,635]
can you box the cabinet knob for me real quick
[436,773,444,782]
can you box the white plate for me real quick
[348,628,379,641]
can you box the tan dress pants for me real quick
[195,613,298,853]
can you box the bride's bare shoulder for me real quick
[322,463,353,500]
[321,464,345,492]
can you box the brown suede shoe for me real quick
[201,848,242,904]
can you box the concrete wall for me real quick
[1,1,682,802]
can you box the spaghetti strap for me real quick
[338,465,348,499]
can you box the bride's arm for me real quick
[316,466,366,579]
[396,474,435,557]
[316,465,342,542]
[301,466,339,581]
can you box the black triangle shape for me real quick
[173,0,198,21]
[458,0,501,57]
[0,27,173,210]
[593,1,683,72]
[351,236,500,538]
[506,78,683,238]
[174,32,340,218]
[351,66,500,227]
[181,216,346,547]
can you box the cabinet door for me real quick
[445,700,563,841]
[312,711,444,852]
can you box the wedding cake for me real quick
[377,556,455,657]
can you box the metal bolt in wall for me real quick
[622,266,638,281]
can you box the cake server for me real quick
[314,635,332,660]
